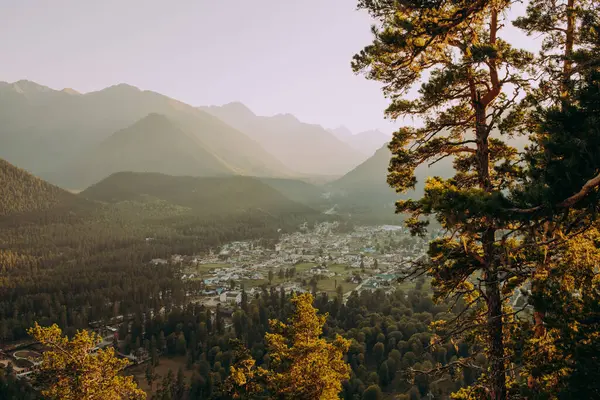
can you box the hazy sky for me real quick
[1,0,538,133]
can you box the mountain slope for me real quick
[0,81,291,183]
[344,130,391,157]
[331,145,393,192]
[58,113,234,189]
[258,178,328,208]
[0,158,89,217]
[81,172,316,217]
[330,143,454,205]
[201,102,365,176]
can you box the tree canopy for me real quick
[28,323,145,400]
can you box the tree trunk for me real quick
[485,254,507,400]
[562,0,576,104]
[475,99,506,399]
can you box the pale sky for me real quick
[1,0,538,134]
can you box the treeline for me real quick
[110,285,474,399]
[0,201,320,342]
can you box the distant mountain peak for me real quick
[271,113,300,123]
[5,80,53,94]
[220,101,256,117]
[100,83,141,93]
[329,125,353,139]
[61,88,81,95]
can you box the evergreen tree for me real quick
[28,323,145,400]
[228,293,350,399]
[353,1,534,398]
[362,384,383,400]
[146,362,156,391]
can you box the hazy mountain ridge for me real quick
[55,113,235,189]
[345,129,391,156]
[329,125,391,157]
[0,80,291,185]
[200,102,366,176]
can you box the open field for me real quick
[128,356,192,395]
[315,279,358,296]
[294,262,317,272]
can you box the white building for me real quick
[219,291,242,305]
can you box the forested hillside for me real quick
[0,158,90,218]
[258,177,329,209]
[80,172,316,216]
[0,167,323,342]
[94,286,478,399]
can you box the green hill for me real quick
[58,113,234,189]
[0,158,90,218]
[80,172,317,217]
[0,81,291,185]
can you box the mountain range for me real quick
[0,80,387,189]
[56,113,235,189]
[0,156,318,224]
[81,172,315,217]
[0,80,291,188]
[200,102,366,176]
[0,79,444,222]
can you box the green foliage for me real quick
[353,0,536,397]
[0,159,90,217]
[227,293,351,400]
[0,167,323,342]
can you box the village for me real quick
[169,221,436,306]
[0,222,436,382]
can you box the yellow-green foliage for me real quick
[229,293,350,399]
[28,323,146,400]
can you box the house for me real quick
[219,291,242,305]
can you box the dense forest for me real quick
[0,163,325,342]
[2,0,600,398]
[4,286,482,399]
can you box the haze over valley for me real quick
[2,1,600,399]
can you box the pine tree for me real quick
[353,1,534,397]
[28,323,145,400]
[146,362,156,391]
[510,2,600,394]
[228,293,350,399]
